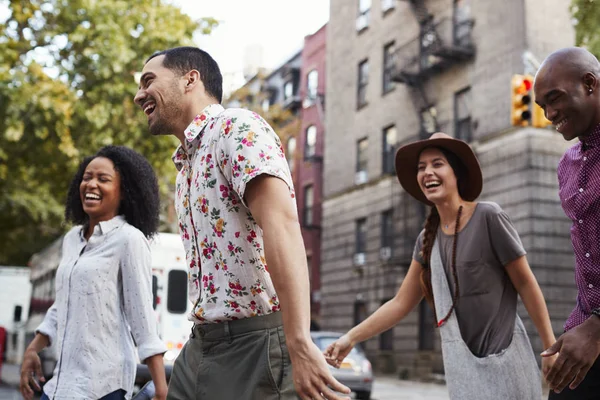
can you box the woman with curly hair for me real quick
[324,132,556,399]
[19,146,168,400]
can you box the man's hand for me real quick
[19,349,45,400]
[289,340,351,400]
[542,316,600,393]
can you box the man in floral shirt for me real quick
[135,47,350,400]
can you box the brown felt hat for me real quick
[394,132,482,206]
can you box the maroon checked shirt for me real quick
[557,124,600,331]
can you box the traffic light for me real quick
[511,74,533,126]
[532,102,552,128]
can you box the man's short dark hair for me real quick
[147,46,223,103]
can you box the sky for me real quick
[172,0,330,95]
[0,0,330,95]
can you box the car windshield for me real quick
[313,336,363,358]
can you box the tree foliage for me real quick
[572,0,600,57]
[0,0,217,265]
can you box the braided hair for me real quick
[418,147,468,327]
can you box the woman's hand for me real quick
[542,352,558,380]
[323,334,354,368]
[19,349,45,400]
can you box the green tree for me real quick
[572,0,600,56]
[0,0,218,265]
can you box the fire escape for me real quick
[393,0,475,139]
[389,1,476,372]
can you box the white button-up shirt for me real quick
[172,104,295,324]
[37,216,166,399]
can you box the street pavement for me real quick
[370,376,449,400]
[0,363,549,400]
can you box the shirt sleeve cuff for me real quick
[35,323,55,347]
[236,166,294,208]
[137,339,168,363]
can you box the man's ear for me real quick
[583,72,598,93]
[184,69,202,91]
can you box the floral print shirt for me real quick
[172,104,295,324]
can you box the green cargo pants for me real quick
[166,312,298,400]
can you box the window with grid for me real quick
[379,299,394,350]
[356,218,367,254]
[357,138,368,173]
[357,60,369,108]
[284,80,294,101]
[304,185,314,226]
[381,209,393,248]
[307,70,318,100]
[454,87,472,141]
[305,125,317,159]
[382,125,397,174]
[383,41,396,94]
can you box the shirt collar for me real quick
[79,215,126,240]
[172,103,225,171]
[581,123,600,150]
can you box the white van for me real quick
[148,233,193,365]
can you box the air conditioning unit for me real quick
[355,170,368,185]
[353,252,366,266]
[355,14,369,32]
[379,246,392,261]
[302,97,314,109]
[381,0,395,12]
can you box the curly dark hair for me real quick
[65,146,160,238]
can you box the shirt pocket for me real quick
[458,259,491,297]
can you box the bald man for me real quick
[534,47,600,399]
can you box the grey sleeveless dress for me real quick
[430,238,542,400]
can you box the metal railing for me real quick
[393,17,475,84]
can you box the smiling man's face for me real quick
[134,55,186,137]
[534,63,597,141]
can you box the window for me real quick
[287,137,297,171]
[261,99,270,113]
[356,0,371,31]
[420,106,438,137]
[353,300,368,326]
[307,70,318,100]
[357,60,369,108]
[357,138,368,173]
[356,218,367,254]
[382,125,397,174]
[284,80,294,101]
[379,299,394,350]
[381,210,393,248]
[304,185,314,226]
[454,0,472,46]
[454,87,472,141]
[167,270,188,314]
[305,125,317,159]
[383,42,396,94]
[359,0,371,17]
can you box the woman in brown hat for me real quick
[324,132,556,399]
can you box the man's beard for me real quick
[149,103,184,136]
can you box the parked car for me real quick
[311,331,374,400]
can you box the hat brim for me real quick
[394,137,483,206]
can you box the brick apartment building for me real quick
[320,0,576,377]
